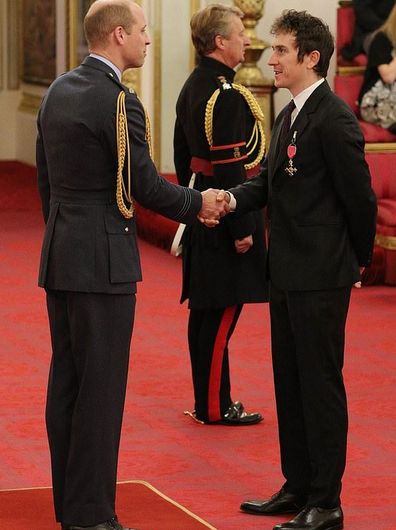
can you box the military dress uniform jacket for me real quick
[230,80,377,291]
[37,56,202,294]
[174,56,268,309]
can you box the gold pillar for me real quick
[233,0,275,143]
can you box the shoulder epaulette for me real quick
[216,75,232,90]
[205,82,266,170]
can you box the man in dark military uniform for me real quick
[173,4,268,425]
[36,1,227,529]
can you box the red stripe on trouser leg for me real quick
[207,306,237,422]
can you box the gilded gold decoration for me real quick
[121,68,141,95]
[205,83,266,170]
[365,143,396,153]
[233,0,275,141]
[337,65,365,76]
[233,0,270,86]
[375,234,396,251]
[190,0,201,70]
[153,0,162,168]
[67,0,93,70]
[7,0,21,90]
[18,92,43,114]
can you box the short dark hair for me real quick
[271,10,334,78]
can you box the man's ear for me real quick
[214,34,225,50]
[113,25,125,45]
[307,50,320,69]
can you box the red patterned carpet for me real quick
[1,162,396,530]
[0,481,215,530]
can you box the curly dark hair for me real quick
[271,10,334,78]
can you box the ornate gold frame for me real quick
[189,0,200,70]
[67,0,93,70]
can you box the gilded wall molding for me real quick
[0,1,3,90]
[189,0,200,70]
[7,0,21,90]
[18,92,43,114]
[150,0,161,167]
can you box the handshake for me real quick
[198,189,231,227]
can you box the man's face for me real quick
[221,15,250,68]
[267,32,311,96]
[123,3,151,68]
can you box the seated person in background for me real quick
[341,0,394,61]
[359,3,396,134]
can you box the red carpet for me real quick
[1,162,396,530]
[0,481,215,530]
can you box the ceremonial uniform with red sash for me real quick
[173,56,268,424]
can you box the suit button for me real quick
[125,227,129,232]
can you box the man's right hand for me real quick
[198,188,230,227]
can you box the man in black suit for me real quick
[36,1,227,529]
[217,10,377,530]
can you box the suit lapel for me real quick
[270,81,331,181]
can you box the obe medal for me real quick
[285,131,298,176]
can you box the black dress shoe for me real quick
[62,517,137,530]
[273,506,343,530]
[218,401,263,425]
[240,487,306,515]
[184,401,262,425]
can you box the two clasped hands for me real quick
[198,188,230,226]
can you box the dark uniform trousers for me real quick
[188,304,243,423]
[269,282,351,508]
[45,290,136,526]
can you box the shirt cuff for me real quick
[226,191,237,211]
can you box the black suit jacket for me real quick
[37,56,202,294]
[230,81,377,291]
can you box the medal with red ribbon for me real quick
[285,131,298,176]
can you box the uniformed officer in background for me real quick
[173,3,268,426]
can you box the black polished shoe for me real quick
[273,506,344,530]
[241,487,306,515]
[218,401,263,425]
[62,517,137,530]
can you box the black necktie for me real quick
[280,100,295,144]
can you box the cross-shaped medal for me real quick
[285,131,298,176]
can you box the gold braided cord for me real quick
[144,109,153,160]
[116,91,134,219]
[204,83,266,170]
[205,88,221,146]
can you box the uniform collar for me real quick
[89,53,122,81]
[198,56,236,81]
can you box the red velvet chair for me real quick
[335,1,396,285]
[336,2,367,70]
